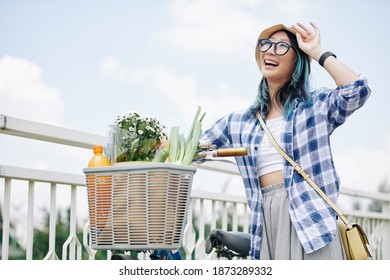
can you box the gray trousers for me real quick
[260,183,346,260]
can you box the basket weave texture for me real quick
[84,163,196,250]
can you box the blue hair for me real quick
[250,31,312,120]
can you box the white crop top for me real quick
[257,116,285,176]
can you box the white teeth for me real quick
[265,59,278,66]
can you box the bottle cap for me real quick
[93,145,103,154]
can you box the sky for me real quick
[1,0,390,225]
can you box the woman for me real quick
[200,22,371,260]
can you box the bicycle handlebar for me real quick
[214,147,248,157]
[194,145,248,162]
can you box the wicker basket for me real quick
[83,163,196,250]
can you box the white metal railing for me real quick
[1,113,390,260]
[0,164,251,260]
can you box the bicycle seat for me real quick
[205,229,251,256]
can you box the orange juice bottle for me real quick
[88,145,111,167]
[87,146,111,231]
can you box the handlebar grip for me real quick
[215,147,248,157]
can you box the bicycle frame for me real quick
[111,249,182,260]
[93,144,248,261]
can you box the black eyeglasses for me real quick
[258,38,293,56]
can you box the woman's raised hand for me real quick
[292,22,324,61]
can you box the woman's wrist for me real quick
[319,51,337,67]
[309,47,326,62]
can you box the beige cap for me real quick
[255,24,296,68]
[259,24,296,40]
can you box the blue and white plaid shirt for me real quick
[200,76,371,259]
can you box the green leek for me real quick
[167,106,205,165]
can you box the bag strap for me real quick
[256,112,353,229]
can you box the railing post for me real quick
[195,198,206,260]
[62,185,81,260]
[83,222,97,260]
[210,200,217,231]
[1,178,11,260]
[26,181,35,260]
[182,199,196,259]
[222,201,228,231]
[232,203,238,231]
[381,198,390,259]
[44,183,58,260]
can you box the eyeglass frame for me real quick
[257,38,294,56]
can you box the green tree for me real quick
[32,209,70,259]
[0,205,26,259]
[32,208,106,260]
[368,178,390,212]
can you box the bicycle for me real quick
[111,222,253,260]
[205,229,251,260]
[83,143,248,260]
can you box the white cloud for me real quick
[99,55,251,128]
[159,0,263,56]
[0,55,64,125]
[99,56,130,82]
[334,133,390,192]
[158,0,308,56]
[131,66,251,128]
[273,0,308,15]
